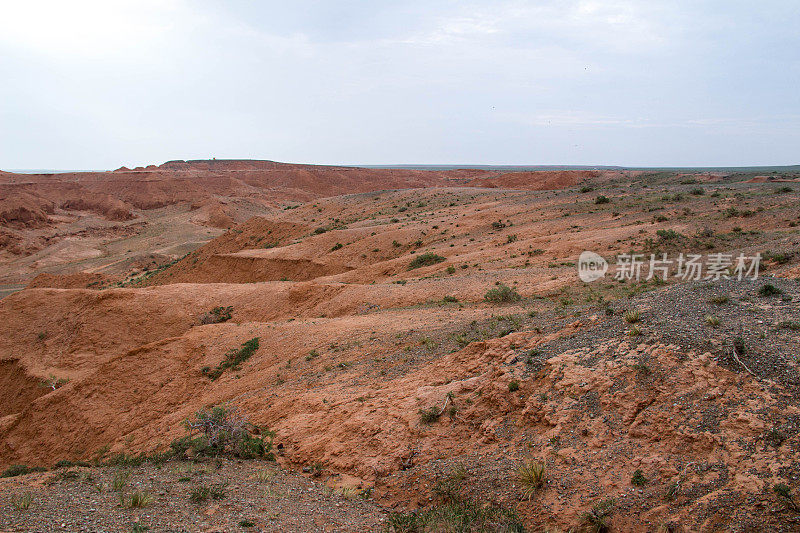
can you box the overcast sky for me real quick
[1,1,798,169]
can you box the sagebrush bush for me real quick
[484,283,522,303]
[173,404,275,460]
[202,337,260,380]
[408,252,446,270]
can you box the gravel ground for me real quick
[0,459,386,533]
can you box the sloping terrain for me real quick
[1,171,800,531]
[0,160,628,287]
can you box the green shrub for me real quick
[631,469,647,486]
[201,306,232,324]
[594,195,610,204]
[419,406,442,424]
[202,338,260,380]
[508,380,520,392]
[179,405,275,460]
[484,283,522,303]
[1,465,46,478]
[758,284,783,297]
[330,243,343,251]
[408,252,446,270]
[656,229,683,240]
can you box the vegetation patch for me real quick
[202,337,260,380]
[485,283,522,303]
[408,252,446,270]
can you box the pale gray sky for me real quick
[1,0,798,169]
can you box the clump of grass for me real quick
[627,325,642,337]
[190,483,227,503]
[631,469,647,486]
[386,498,524,532]
[710,294,729,305]
[255,469,276,482]
[484,283,522,303]
[623,309,641,323]
[239,520,256,528]
[11,493,33,510]
[408,252,446,270]
[124,490,154,508]
[705,315,720,327]
[758,283,783,297]
[594,195,610,204]
[508,380,520,392]
[517,459,546,500]
[113,470,131,491]
[581,498,615,533]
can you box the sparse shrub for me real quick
[517,459,545,500]
[41,374,69,391]
[690,187,705,195]
[446,265,456,275]
[705,315,720,327]
[198,306,233,325]
[408,252,446,270]
[775,186,793,194]
[594,195,610,204]
[11,493,33,510]
[506,234,518,244]
[1,465,46,478]
[330,242,343,251]
[778,321,800,331]
[624,309,641,323]
[419,406,442,425]
[485,283,522,303]
[773,483,799,511]
[202,337,260,380]
[313,227,328,235]
[580,185,594,193]
[239,520,256,528]
[656,229,683,240]
[180,405,274,460]
[710,294,729,305]
[491,220,507,229]
[758,283,783,297]
[442,295,458,303]
[631,469,647,486]
[508,380,520,392]
[581,498,615,533]
[763,250,794,264]
[386,498,524,532]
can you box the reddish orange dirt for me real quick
[1,162,800,531]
